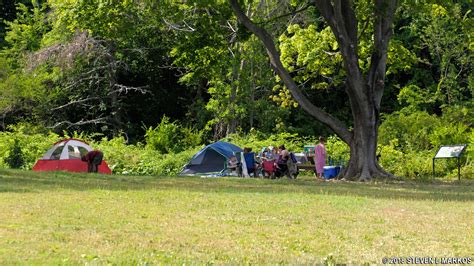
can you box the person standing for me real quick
[81,150,104,173]
[314,137,326,179]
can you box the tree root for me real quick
[337,162,398,182]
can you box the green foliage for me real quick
[379,111,441,151]
[97,140,180,175]
[145,116,202,154]
[279,25,342,87]
[378,109,473,179]
[396,2,473,112]
[2,2,50,65]
[93,135,201,176]
[4,138,25,168]
[0,124,60,169]
[380,109,472,152]
[379,145,434,180]
[47,0,142,44]
[325,136,350,166]
[223,131,306,153]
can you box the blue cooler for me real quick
[323,166,340,179]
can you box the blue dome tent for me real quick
[180,141,242,175]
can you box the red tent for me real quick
[32,138,112,174]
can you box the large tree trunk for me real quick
[343,98,393,181]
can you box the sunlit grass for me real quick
[0,169,472,264]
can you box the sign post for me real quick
[433,144,467,180]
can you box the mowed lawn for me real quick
[0,169,473,264]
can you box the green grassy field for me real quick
[0,169,473,264]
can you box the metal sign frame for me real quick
[432,144,468,180]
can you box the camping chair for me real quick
[243,152,258,177]
[262,160,276,179]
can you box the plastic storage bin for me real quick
[323,166,340,179]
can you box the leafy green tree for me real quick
[231,0,400,180]
[396,1,472,111]
[1,1,186,139]
[166,1,286,139]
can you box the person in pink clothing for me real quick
[314,136,326,179]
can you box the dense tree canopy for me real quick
[0,0,472,178]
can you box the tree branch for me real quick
[51,84,150,111]
[51,97,102,111]
[47,117,108,129]
[113,84,150,95]
[367,0,398,107]
[255,3,312,25]
[163,17,196,32]
[230,0,352,143]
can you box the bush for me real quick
[379,111,441,151]
[4,139,24,168]
[378,110,473,179]
[145,116,202,154]
[325,136,350,166]
[0,124,60,169]
[92,135,201,176]
[378,144,434,179]
[0,121,470,180]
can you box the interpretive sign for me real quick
[433,144,467,180]
[434,145,467,158]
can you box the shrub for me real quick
[4,139,24,168]
[145,116,202,154]
[92,135,201,176]
[379,111,441,151]
[0,124,60,169]
[0,121,470,180]
[378,109,473,179]
[429,122,470,148]
[325,136,350,166]
[379,144,435,179]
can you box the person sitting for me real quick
[258,147,273,161]
[275,145,289,178]
[227,156,239,175]
[81,150,103,173]
[266,146,278,160]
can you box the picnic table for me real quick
[293,153,316,173]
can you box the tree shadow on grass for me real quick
[0,169,473,202]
